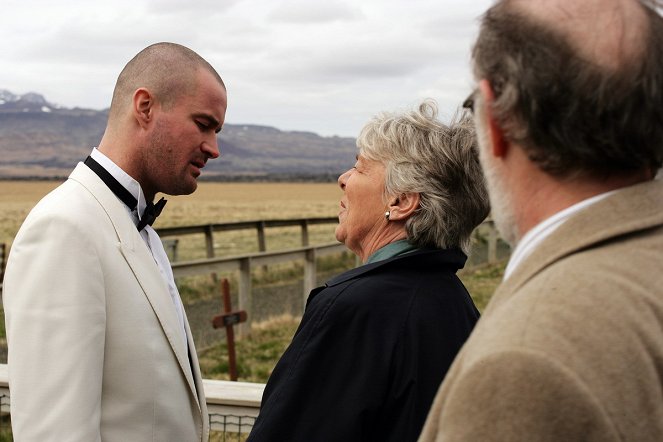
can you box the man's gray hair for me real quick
[472,0,663,178]
[358,100,490,254]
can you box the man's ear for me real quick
[133,88,154,129]
[478,79,508,158]
[387,192,420,221]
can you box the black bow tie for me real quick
[84,156,167,231]
[136,197,167,231]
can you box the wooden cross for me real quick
[212,278,247,381]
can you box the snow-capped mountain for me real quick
[0,88,356,179]
[0,89,60,113]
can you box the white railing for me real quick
[0,364,264,433]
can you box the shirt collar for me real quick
[89,147,148,216]
[504,190,617,280]
[365,239,419,264]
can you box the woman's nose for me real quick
[338,169,351,190]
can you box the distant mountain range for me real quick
[0,89,357,181]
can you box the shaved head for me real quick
[108,42,225,125]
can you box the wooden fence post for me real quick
[0,243,5,283]
[487,221,498,264]
[162,239,179,262]
[256,221,267,253]
[204,225,218,283]
[300,220,310,247]
[238,257,252,338]
[303,248,317,307]
[256,221,268,272]
[204,225,215,258]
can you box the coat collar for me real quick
[327,247,467,287]
[305,247,466,307]
[493,179,663,307]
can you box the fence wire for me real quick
[0,395,256,441]
[209,413,256,441]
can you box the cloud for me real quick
[268,0,363,24]
[144,0,242,16]
[0,0,494,136]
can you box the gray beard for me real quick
[475,115,519,247]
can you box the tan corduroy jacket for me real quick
[419,178,663,442]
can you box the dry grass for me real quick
[199,262,506,383]
[161,182,342,224]
[0,179,507,441]
[159,182,342,260]
[199,314,301,383]
[0,180,343,246]
[459,261,507,312]
[0,180,62,245]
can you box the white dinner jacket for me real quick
[3,163,209,441]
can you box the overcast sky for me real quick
[2,0,493,137]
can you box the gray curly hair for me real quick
[357,100,490,254]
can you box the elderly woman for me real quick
[248,100,490,442]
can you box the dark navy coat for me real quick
[248,248,480,442]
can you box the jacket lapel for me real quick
[69,163,200,406]
[490,179,663,310]
[184,308,209,422]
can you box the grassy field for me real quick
[0,179,506,440]
[0,178,345,328]
[199,261,506,383]
[0,180,343,247]
[0,179,506,381]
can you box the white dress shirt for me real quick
[504,190,617,280]
[90,148,188,349]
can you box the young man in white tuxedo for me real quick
[3,42,227,442]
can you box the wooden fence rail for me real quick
[166,217,505,337]
[0,218,506,435]
[172,242,347,337]
[0,218,506,302]
[156,217,339,261]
